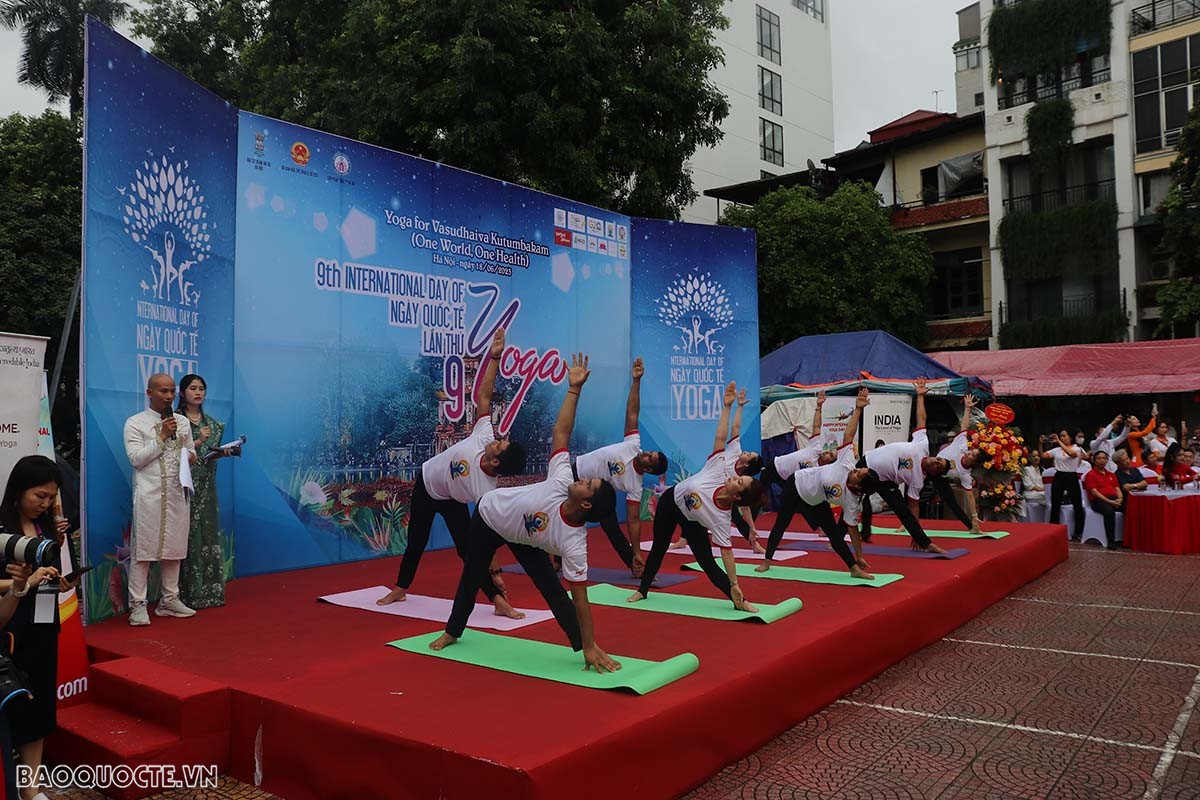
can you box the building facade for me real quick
[682,0,835,225]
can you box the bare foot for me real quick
[376,587,407,606]
[755,561,772,573]
[750,537,767,555]
[734,598,759,613]
[669,539,688,550]
[855,556,871,571]
[627,590,646,603]
[922,542,947,555]
[429,633,457,651]
[850,564,875,580]
[493,596,525,620]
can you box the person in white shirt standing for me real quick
[1046,430,1085,541]
[377,329,525,619]
[430,354,620,672]
[627,382,762,612]
[756,388,872,578]
[1090,415,1128,472]
[572,357,667,578]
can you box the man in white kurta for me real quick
[123,373,198,625]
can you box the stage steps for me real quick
[45,656,232,800]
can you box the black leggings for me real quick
[572,462,635,568]
[1089,499,1117,547]
[445,511,582,649]
[394,470,499,600]
[855,460,932,549]
[1049,471,1084,539]
[928,476,973,528]
[763,481,856,568]
[637,487,732,599]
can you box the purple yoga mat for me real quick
[780,541,970,560]
[500,563,697,588]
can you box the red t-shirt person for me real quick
[1083,468,1120,501]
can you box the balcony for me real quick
[1131,0,1200,34]
[998,290,1129,348]
[998,68,1112,110]
[891,193,989,230]
[1002,179,1115,215]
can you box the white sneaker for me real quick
[155,594,196,618]
[129,602,150,626]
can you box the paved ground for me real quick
[43,542,1200,800]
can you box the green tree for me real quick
[1156,104,1200,336]
[132,0,729,219]
[721,182,934,353]
[0,0,130,117]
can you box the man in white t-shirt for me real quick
[573,357,668,577]
[431,354,621,672]
[377,329,526,618]
[927,394,985,533]
[1090,415,1128,472]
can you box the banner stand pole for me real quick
[49,266,82,416]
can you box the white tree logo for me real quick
[656,272,734,354]
[119,154,212,307]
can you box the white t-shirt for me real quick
[864,428,928,501]
[794,442,855,509]
[421,418,499,504]
[674,448,735,548]
[1148,436,1176,458]
[724,436,743,476]
[478,450,589,583]
[575,431,643,497]
[938,430,977,490]
[1046,446,1083,472]
[773,440,830,481]
[1090,424,1127,472]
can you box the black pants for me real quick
[394,470,499,600]
[731,507,756,546]
[1089,499,1117,547]
[1049,471,1084,539]
[637,487,732,599]
[445,510,582,649]
[855,459,932,549]
[572,464,635,568]
[928,476,973,528]
[762,481,856,568]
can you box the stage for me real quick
[56,516,1067,800]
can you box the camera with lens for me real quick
[0,524,60,568]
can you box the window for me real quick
[1140,171,1172,216]
[1133,37,1200,153]
[793,0,823,22]
[757,6,781,65]
[920,166,940,205]
[974,92,985,107]
[759,66,783,115]
[760,118,784,166]
[929,248,984,319]
[956,47,981,72]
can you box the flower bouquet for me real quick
[970,422,1029,520]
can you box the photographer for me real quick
[0,455,73,800]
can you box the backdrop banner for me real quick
[0,332,48,484]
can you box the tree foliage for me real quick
[1155,278,1200,338]
[132,0,730,219]
[0,0,130,117]
[998,198,1118,281]
[721,182,934,354]
[987,0,1111,84]
[1159,104,1200,279]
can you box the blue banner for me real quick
[631,219,760,480]
[82,19,237,622]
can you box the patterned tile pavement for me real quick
[686,544,1200,800]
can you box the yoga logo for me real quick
[119,154,212,308]
[824,484,842,500]
[522,511,549,535]
[607,460,626,477]
[684,492,702,511]
[656,272,734,355]
[897,457,914,470]
[449,459,470,479]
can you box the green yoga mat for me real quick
[586,583,802,623]
[684,562,904,588]
[387,630,699,695]
[870,526,1010,540]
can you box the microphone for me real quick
[161,406,175,440]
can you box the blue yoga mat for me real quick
[500,563,696,588]
[781,541,969,559]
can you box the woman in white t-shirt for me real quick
[628,382,761,612]
[1045,430,1085,540]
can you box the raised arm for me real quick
[713,382,736,453]
[844,388,870,448]
[475,328,506,420]
[1132,414,1156,440]
[960,394,976,433]
[552,354,590,452]
[731,389,748,440]
[1091,418,1116,452]
[914,378,927,431]
[623,357,643,433]
[811,390,826,442]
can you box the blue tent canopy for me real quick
[760,330,991,400]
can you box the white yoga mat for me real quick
[639,541,806,561]
[728,527,825,542]
[317,586,554,631]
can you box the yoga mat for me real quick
[684,562,904,588]
[639,541,806,561]
[585,583,802,623]
[317,587,554,631]
[387,630,699,695]
[499,564,697,588]
[780,541,971,560]
[868,526,1010,540]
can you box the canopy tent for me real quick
[929,339,1200,397]
[760,330,990,402]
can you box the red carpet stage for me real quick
[55,517,1067,800]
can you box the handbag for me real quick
[0,633,32,710]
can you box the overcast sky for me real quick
[0,0,968,154]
